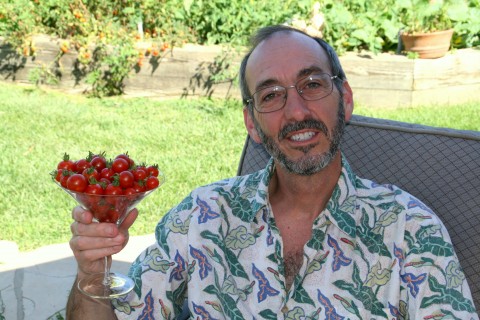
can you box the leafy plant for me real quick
[82,40,139,97]
[450,0,480,48]
[319,0,403,54]
[1,0,479,97]
[396,0,470,34]
[28,62,61,86]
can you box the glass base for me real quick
[78,272,134,299]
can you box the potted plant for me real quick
[397,0,468,58]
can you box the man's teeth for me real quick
[290,131,315,141]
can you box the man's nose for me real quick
[283,86,311,120]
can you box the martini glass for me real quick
[55,173,164,299]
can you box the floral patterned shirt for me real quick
[114,157,478,320]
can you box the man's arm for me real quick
[66,275,117,320]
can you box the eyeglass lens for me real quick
[252,73,335,113]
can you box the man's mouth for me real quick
[289,131,316,142]
[279,119,329,141]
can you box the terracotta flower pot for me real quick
[400,29,454,59]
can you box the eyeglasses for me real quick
[246,73,338,113]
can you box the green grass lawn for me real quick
[0,82,478,251]
[0,83,247,251]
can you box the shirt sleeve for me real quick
[114,195,194,319]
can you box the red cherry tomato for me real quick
[103,208,120,223]
[84,183,104,195]
[146,165,159,177]
[53,169,64,182]
[90,156,107,172]
[119,170,134,188]
[75,159,92,173]
[116,153,135,167]
[66,174,88,192]
[60,174,70,188]
[104,183,123,196]
[57,153,75,171]
[145,176,159,190]
[100,167,115,180]
[99,177,110,186]
[82,167,99,182]
[133,181,146,193]
[123,187,136,196]
[112,158,129,173]
[132,168,148,181]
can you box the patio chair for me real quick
[177,114,480,318]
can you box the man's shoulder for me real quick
[356,175,433,211]
[354,175,444,226]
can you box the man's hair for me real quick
[239,25,347,110]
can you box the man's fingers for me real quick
[119,208,138,231]
[71,220,118,238]
[71,206,93,224]
[70,233,125,252]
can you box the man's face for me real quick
[253,100,346,176]
[244,31,353,175]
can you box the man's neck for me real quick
[268,153,342,221]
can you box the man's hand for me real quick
[69,206,138,277]
[66,206,138,320]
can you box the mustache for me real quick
[278,119,329,140]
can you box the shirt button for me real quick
[281,306,288,313]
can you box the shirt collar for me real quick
[245,155,359,237]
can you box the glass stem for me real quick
[103,255,111,286]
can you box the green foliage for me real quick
[395,0,470,33]
[82,41,139,97]
[183,0,313,46]
[450,0,480,48]
[0,0,479,97]
[28,61,61,86]
[319,0,404,54]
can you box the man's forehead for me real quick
[245,31,330,87]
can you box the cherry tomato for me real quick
[133,181,146,193]
[75,159,92,173]
[103,208,120,223]
[90,156,107,172]
[132,168,147,181]
[100,167,115,180]
[84,183,104,195]
[57,153,75,171]
[145,176,159,190]
[123,187,136,196]
[82,167,99,182]
[60,174,70,188]
[146,165,159,177]
[119,170,134,188]
[112,158,129,173]
[104,183,123,196]
[116,153,134,167]
[99,177,110,186]
[66,174,88,192]
[52,169,64,182]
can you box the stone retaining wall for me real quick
[1,35,479,108]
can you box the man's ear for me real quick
[341,80,354,123]
[243,107,262,144]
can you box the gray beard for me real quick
[253,101,346,176]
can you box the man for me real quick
[67,25,478,319]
